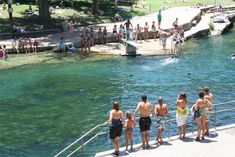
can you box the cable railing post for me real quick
[167,114,170,139]
[191,116,194,134]
[81,137,84,157]
[214,105,217,130]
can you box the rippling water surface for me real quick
[0,29,235,157]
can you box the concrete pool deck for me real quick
[95,124,235,157]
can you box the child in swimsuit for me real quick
[125,111,135,151]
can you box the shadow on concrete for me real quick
[181,137,194,142]
[207,133,218,138]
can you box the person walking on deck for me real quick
[124,19,133,40]
[143,22,149,41]
[134,95,153,149]
[194,91,212,141]
[107,102,123,156]
[155,97,169,144]
[59,37,65,53]
[151,21,157,41]
[157,10,162,29]
[203,86,213,136]
[176,92,189,139]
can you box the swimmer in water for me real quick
[232,54,235,60]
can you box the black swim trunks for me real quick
[139,117,151,132]
[110,124,123,139]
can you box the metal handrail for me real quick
[54,122,107,157]
[54,100,235,157]
[67,132,107,157]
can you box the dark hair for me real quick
[199,91,204,98]
[113,101,120,111]
[203,86,209,93]
[158,97,163,103]
[141,95,147,102]
[179,92,187,99]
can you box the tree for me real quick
[92,0,99,15]
[38,0,51,27]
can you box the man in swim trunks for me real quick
[203,86,213,136]
[107,102,123,155]
[154,97,169,144]
[134,95,153,149]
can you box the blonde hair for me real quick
[126,111,132,119]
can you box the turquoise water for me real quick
[0,28,235,157]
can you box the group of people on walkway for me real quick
[107,86,213,156]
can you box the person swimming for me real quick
[232,54,235,60]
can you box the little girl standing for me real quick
[125,111,135,151]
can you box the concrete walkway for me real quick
[95,124,235,157]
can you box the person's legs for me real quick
[112,139,117,151]
[141,132,146,148]
[116,136,121,152]
[205,119,210,135]
[202,117,207,139]
[157,128,160,142]
[183,124,187,139]
[146,130,150,148]
[160,128,164,143]
[178,126,182,139]
[125,131,129,151]
[130,132,133,150]
[196,118,202,140]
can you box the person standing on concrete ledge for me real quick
[59,37,65,53]
[154,97,169,144]
[124,19,133,40]
[176,92,189,139]
[157,10,162,29]
[194,91,212,141]
[203,86,213,136]
[107,102,123,156]
[134,95,153,149]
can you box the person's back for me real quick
[155,103,168,116]
[139,101,152,117]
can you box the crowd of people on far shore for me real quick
[72,9,185,54]
[1,9,186,57]
[107,86,213,156]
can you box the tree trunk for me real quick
[70,0,74,8]
[92,0,99,15]
[38,0,51,27]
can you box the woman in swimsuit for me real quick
[125,111,135,151]
[107,102,123,156]
[194,91,212,141]
[176,92,189,139]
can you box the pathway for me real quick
[95,124,235,157]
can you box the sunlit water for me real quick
[0,28,235,157]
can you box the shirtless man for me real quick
[194,91,212,141]
[124,20,133,40]
[155,97,169,144]
[203,86,213,136]
[107,102,123,155]
[134,95,153,149]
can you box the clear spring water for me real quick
[0,28,235,157]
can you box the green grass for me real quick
[0,0,234,32]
